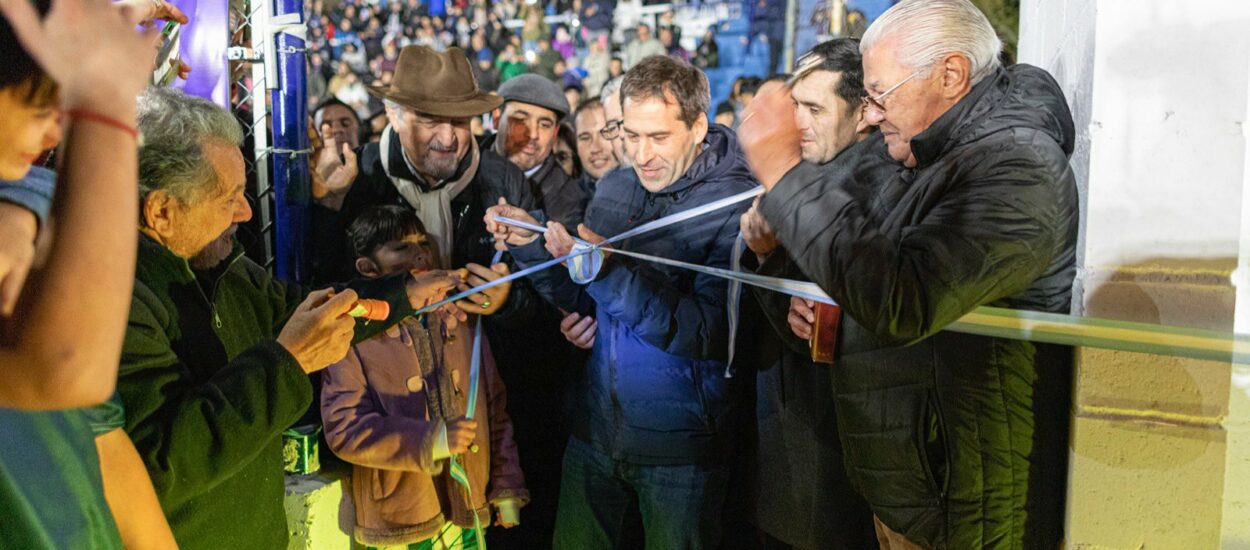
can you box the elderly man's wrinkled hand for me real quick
[278,288,359,374]
[455,263,511,316]
[738,81,802,191]
[485,197,540,247]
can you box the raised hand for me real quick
[737,81,802,191]
[311,134,358,210]
[740,196,778,259]
[1,0,162,112]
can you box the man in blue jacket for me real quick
[487,55,756,549]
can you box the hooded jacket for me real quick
[511,124,757,464]
[759,64,1079,548]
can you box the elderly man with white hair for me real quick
[739,0,1078,548]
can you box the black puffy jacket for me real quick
[759,64,1079,549]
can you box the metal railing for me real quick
[229,0,310,282]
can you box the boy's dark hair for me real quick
[796,38,863,115]
[1,0,57,106]
[347,205,428,258]
[619,55,709,127]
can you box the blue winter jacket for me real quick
[510,124,757,465]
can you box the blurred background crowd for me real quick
[301,0,790,140]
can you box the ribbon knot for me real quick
[568,242,606,284]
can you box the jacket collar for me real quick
[528,154,561,185]
[908,67,1005,169]
[136,232,245,288]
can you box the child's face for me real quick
[368,232,435,276]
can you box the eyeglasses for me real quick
[599,119,623,140]
[861,72,920,113]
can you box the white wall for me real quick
[1082,2,1250,266]
[1019,1,1250,547]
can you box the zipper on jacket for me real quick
[453,201,472,243]
[194,253,244,332]
[608,317,623,452]
[928,348,950,503]
[690,361,713,430]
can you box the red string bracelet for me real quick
[65,108,140,141]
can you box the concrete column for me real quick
[1225,46,1250,547]
[1019,1,1250,547]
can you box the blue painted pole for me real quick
[270,0,310,283]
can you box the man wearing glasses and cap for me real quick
[738,1,1077,548]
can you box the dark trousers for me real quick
[553,437,730,550]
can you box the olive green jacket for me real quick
[106,235,413,549]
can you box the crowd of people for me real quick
[304,0,788,143]
[0,0,1079,549]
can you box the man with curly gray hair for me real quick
[100,87,460,550]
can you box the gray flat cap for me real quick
[498,74,570,119]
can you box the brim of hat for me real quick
[367,85,503,118]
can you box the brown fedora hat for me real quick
[367,45,502,118]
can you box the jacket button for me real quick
[406,376,424,393]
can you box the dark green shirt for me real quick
[0,403,125,550]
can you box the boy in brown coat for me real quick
[322,206,528,548]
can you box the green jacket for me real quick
[108,235,413,549]
[497,59,528,83]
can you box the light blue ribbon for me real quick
[419,188,1250,366]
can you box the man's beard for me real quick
[189,227,237,270]
[420,140,462,182]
